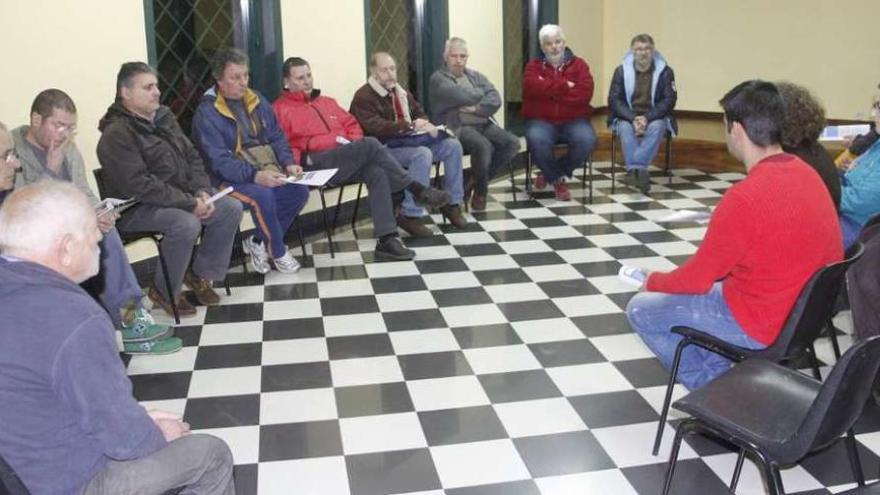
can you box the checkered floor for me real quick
[127,163,880,495]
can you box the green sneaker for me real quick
[120,307,172,343]
[123,336,183,355]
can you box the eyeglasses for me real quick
[2,148,17,164]
[53,122,77,134]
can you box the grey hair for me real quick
[538,24,564,43]
[0,180,93,256]
[443,37,468,59]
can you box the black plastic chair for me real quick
[0,453,30,495]
[609,128,674,195]
[93,169,180,324]
[524,144,593,203]
[661,335,880,495]
[837,481,880,494]
[651,243,865,456]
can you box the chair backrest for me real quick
[763,243,864,362]
[0,453,30,495]
[92,168,109,200]
[784,335,880,461]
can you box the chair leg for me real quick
[846,428,866,486]
[351,183,363,233]
[827,317,843,360]
[509,160,517,202]
[653,338,690,455]
[730,449,746,492]
[588,156,594,204]
[666,134,674,185]
[319,189,335,259]
[237,228,248,276]
[156,244,180,325]
[610,133,617,195]
[764,461,785,495]
[296,219,307,259]
[525,151,533,198]
[331,184,346,234]
[662,418,694,495]
[808,344,823,380]
[433,161,442,189]
[223,277,231,296]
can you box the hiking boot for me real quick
[397,215,433,237]
[441,204,468,229]
[533,173,548,191]
[123,336,183,355]
[273,250,301,274]
[120,307,173,343]
[184,271,221,305]
[375,235,416,261]
[470,193,487,211]
[636,169,651,194]
[415,186,451,209]
[242,235,271,274]
[147,286,197,318]
[554,180,571,201]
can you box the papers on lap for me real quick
[95,197,138,217]
[283,168,338,187]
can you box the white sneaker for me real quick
[242,235,271,274]
[273,250,301,273]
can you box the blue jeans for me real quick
[228,182,309,259]
[841,214,862,249]
[616,119,666,170]
[97,228,148,328]
[626,282,765,389]
[389,138,465,218]
[525,118,597,183]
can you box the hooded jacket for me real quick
[428,67,502,130]
[0,257,166,494]
[192,86,294,184]
[607,50,678,134]
[97,103,212,211]
[272,89,364,164]
[522,47,594,123]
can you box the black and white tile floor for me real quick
[128,164,880,494]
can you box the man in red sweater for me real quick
[273,57,450,261]
[626,80,842,389]
[522,24,596,201]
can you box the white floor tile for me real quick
[260,388,338,424]
[376,291,439,313]
[407,375,491,411]
[198,321,264,346]
[493,397,587,438]
[511,318,586,344]
[440,304,508,327]
[330,355,403,387]
[546,362,633,396]
[258,457,350,495]
[535,469,639,495]
[484,282,548,303]
[430,439,531,488]
[340,412,428,455]
[553,295,621,317]
[463,344,542,375]
[591,421,699,468]
[389,328,460,355]
[187,366,262,398]
[261,337,328,365]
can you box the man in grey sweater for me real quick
[429,37,521,210]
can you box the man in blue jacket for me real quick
[607,33,677,194]
[0,181,234,495]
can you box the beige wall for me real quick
[448,0,506,126]
[602,0,880,119]
[559,0,604,108]
[279,0,367,109]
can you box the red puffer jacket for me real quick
[522,48,594,123]
[273,89,364,163]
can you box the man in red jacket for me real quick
[625,80,843,390]
[273,57,450,261]
[522,24,596,201]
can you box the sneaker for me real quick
[242,235,271,274]
[123,336,183,355]
[184,271,221,305]
[273,250,301,273]
[534,173,548,191]
[554,180,571,201]
[440,204,468,229]
[637,169,651,194]
[375,235,416,261]
[415,186,452,209]
[147,286,197,318]
[397,215,433,237]
[120,307,172,343]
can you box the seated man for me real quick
[834,90,879,168]
[626,80,842,390]
[522,24,597,201]
[837,95,880,247]
[0,181,234,495]
[429,37,521,211]
[192,48,310,273]
[13,89,179,355]
[351,52,467,235]
[98,62,244,318]
[0,122,20,204]
[272,56,450,259]
[607,33,677,194]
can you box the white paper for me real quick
[656,209,711,224]
[283,168,338,187]
[205,186,234,205]
[618,265,647,288]
[819,124,871,142]
[95,197,137,216]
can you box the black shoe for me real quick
[415,186,452,209]
[375,235,416,261]
[441,204,468,229]
[637,169,651,194]
[619,170,638,188]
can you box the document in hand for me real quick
[819,124,871,142]
[618,265,647,288]
[283,168,338,187]
[205,186,234,205]
[95,197,138,217]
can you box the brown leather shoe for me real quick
[184,271,221,305]
[397,215,433,237]
[147,286,197,318]
[470,193,487,211]
[441,204,468,229]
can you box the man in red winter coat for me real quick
[522,24,597,201]
[273,57,450,261]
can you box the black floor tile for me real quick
[370,275,428,294]
[569,390,659,428]
[204,303,264,324]
[259,420,342,461]
[528,339,605,367]
[510,252,566,267]
[328,333,394,360]
[418,405,508,446]
[316,265,368,281]
[478,369,562,403]
[445,480,541,495]
[184,394,261,429]
[262,317,324,341]
[432,287,493,307]
[194,343,262,369]
[335,382,414,418]
[496,300,564,322]
[320,295,380,316]
[130,371,191,401]
[538,279,600,298]
[455,243,507,257]
[544,237,595,251]
[264,282,318,301]
[452,324,522,349]
[572,260,622,278]
[346,448,442,495]
[415,258,470,274]
[474,268,533,286]
[514,430,615,477]
[622,458,729,495]
[261,362,332,392]
[398,351,473,380]
[383,308,448,332]
[490,230,539,242]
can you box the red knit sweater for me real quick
[646,153,843,345]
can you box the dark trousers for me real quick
[457,123,521,195]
